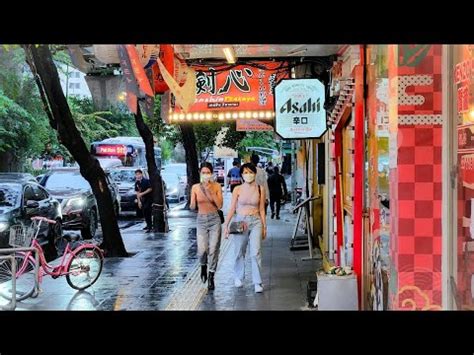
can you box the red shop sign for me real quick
[172,62,289,114]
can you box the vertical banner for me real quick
[127,92,138,114]
[125,45,154,97]
[118,45,140,97]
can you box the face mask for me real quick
[242,173,256,183]
[200,173,212,183]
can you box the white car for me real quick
[162,164,188,202]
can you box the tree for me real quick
[178,123,200,208]
[0,47,58,172]
[134,104,167,232]
[0,91,34,171]
[23,44,127,257]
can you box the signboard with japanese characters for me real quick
[169,62,288,122]
[236,119,273,131]
[274,79,326,139]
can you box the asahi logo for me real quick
[280,97,321,114]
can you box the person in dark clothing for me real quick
[265,161,274,176]
[135,169,153,232]
[267,166,288,219]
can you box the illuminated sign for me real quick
[275,79,327,139]
[95,144,127,156]
[168,62,289,122]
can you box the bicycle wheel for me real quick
[66,247,103,290]
[0,253,36,301]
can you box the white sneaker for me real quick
[234,279,243,288]
[254,284,263,293]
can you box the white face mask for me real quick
[200,173,212,183]
[242,173,256,183]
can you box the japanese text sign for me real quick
[275,79,327,139]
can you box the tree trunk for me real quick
[179,123,200,209]
[0,152,19,172]
[134,104,167,232]
[24,45,127,257]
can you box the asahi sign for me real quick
[275,79,326,139]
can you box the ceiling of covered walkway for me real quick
[73,44,344,73]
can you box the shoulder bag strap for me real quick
[199,183,219,210]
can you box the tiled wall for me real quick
[389,45,443,310]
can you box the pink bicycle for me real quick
[0,216,104,301]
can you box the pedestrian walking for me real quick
[251,154,270,214]
[265,161,274,176]
[135,169,153,232]
[267,166,288,220]
[224,163,267,293]
[227,160,242,193]
[190,162,224,291]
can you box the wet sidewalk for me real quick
[1,204,200,310]
[1,191,322,311]
[197,204,322,310]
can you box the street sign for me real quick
[275,79,327,139]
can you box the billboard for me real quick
[169,62,289,122]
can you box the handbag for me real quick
[199,184,225,224]
[228,221,246,234]
[228,184,261,234]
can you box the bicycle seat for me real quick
[31,216,56,224]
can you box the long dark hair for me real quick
[200,162,213,173]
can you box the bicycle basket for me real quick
[9,224,33,247]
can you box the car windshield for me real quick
[162,173,180,187]
[44,171,90,191]
[0,184,21,207]
[109,170,137,183]
[162,165,186,177]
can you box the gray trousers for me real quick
[196,212,222,273]
[232,215,263,285]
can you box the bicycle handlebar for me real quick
[31,216,56,224]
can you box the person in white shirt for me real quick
[251,154,270,214]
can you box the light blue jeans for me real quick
[196,212,222,273]
[232,214,263,285]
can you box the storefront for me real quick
[326,45,364,307]
[447,45,474,310]
[326,45,445,310]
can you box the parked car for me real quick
[0,178,62,253]
[214,165,225,185]
[109,167,148,215]
[162,163,188,202]
[162,172,186,202]
[0,173,37,183]
[39,168,121,239]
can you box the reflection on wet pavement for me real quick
[1,208,199,311]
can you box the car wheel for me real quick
[47,219,64,256]
[81,209,97,240]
